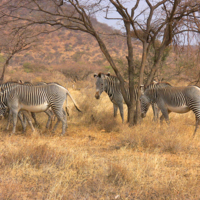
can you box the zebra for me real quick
[0,81,36,132]
[0,82,81,135]
[0,81,55,131]
[140,85,200,136]
[20,81,57,129]
[94,72,171,122]
[0,101,35,132]
[142,81,172,121]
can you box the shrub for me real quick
[23,62,46,73]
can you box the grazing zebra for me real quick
[94,72,171,122]
[0,82,81,135]
[140,85,200,136]
[142,81,172,121]
[0,81,55,131]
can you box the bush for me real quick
[23,62,46,73]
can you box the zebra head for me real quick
[94,73,109,99]
[140,94,151,118]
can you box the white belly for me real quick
[166,105,190,113]
[20,102,49,113]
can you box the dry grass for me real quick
[1,86,200,199]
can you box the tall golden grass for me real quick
[0,85,200,199]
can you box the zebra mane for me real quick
[145,81,172,90]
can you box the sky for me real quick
[95,1,147,30]
[95,1,200,45]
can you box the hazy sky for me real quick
[96,1,147,30]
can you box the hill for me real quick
[0,14,145,84]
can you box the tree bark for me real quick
[135,42,148,123]
[0,55,12,84]
[125,21,136,125]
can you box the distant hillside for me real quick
[7,16,142,76]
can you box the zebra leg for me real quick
[6,109,12,130]
[157,100,170,124]
[31,112,40,127]
[11,110,18,134]
[22,112,27,129]
[22,111,35,132]
[152,103,159,121]
[52,118,60,133]
[52,109,67,135]
[194,117,199,137]
[118,103,124,123]
[63,108,67,129]
[18,111,26,132]
[45,109,53,129]
[193,116,200,137]
[113,104,118,118]
[65,107,69,116]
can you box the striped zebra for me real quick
[0,81,35,132]
[0,81,55,131]
[142,81,172,121]
[0,82,81,135]
[140,85,200,136]
[94,72,171,122]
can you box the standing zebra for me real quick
[0,81,54,131]
[94,72,171,122]
[0,82,81,135]
[94,72,127,122]
[140,85,200,136]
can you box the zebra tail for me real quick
[66,90,82,112]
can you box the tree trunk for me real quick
[0,56,12,84]
[125,22,136,125]
[127,104,135,125]
[135,42,148,123]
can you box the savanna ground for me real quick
[0,79,200,200]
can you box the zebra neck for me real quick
[105,87,114,100]
[104,76,120,100]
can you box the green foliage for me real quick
[148,44,171,64]
[115,58,124,67]
[23,62,45,73]
[104,65,114,73]
[23,62,34,73]
[161,46,171,62]
[0,54,5,63]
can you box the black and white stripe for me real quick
[140,85,200,136]
[0,82,80,135]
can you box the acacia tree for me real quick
[0,29,37,83]
[0,0,199,124]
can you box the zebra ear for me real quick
[18,80,23,84]
[94,73,97,78]
[106,72,110,76]
[140,85,145,95]
[152,80,158,84]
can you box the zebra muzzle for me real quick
[141,113,146,118]
[95,92,100,99]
